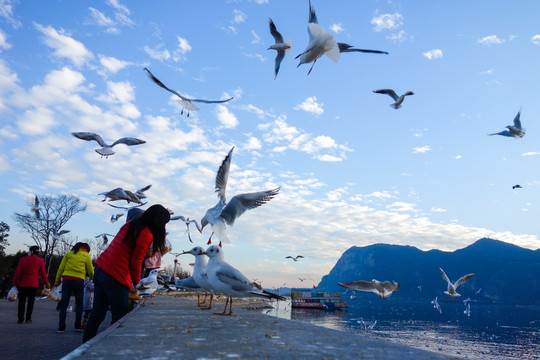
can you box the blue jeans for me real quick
[83,267,129,343]
[58,279,84,330]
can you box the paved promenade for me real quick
[0,297,111,360]
[61,294,458,360]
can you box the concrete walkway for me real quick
[63,294,459,360]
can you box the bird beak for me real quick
[200,252,207,255]
[180,251,191,255]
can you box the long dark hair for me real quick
[72,242,90,254]
[123,204,170,254]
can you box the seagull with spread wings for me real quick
[373,89,414,109]
[285,255,304,262]
[110,213,124,223]
[439,267,475,297]
[71,132,146,158]
[268,18,292,79]
[488,109,525,138]
[338,279,400,299]
[31,195,41,219]
[143,68,233,117]
[200,147,280,243]
[170,215,202,243]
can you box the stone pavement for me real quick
[62,294,460,360]
[0,297,111,360]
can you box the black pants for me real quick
[17,287,37,322]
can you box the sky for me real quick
[1,0,539,288]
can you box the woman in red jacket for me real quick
[83,204,170,342]
[13,246,50,323]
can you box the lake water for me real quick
[261,298,540,359]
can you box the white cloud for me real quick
[430,207,447,213]
[175,36,192,54]
[0,0,22,28]
[455,155,462,159]
[412,145,431,154]
[387,30,410,43]
[215,105,238,128]
[477,35,504,46]
[522,152,540,157]
[143,45,171,61]
[371,13,403,32]
[532,35,540,45]
[99,55,130,73]
[330,23,344,34]
[34,23,94,66]
[423,49,443,60]
[238,104,267,119]
[88,8,115,30]
[0,29,12,50]
[244,136,262,150]
[387,201,417,212]
[479,69,494,75]
[232,9,246,24]
[294,96,324,115]
[251,30,261,44]
[98,80,141,119]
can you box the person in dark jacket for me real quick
[13,246,50,323]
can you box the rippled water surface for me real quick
[262,299,540,359]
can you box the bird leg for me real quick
[198,292,208,307]
[216,296,232,316]
[295,49,311,59]
[207,232,214,245]
[307,59,317,75]
[151,293,155,305]
[181,109,183,115]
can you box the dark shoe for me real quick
[74,328,84,332]
[17,320,23,324]
[57,328,65,333]
[25,319,32,323]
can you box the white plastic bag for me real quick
[7,286,18,302]
[48,284,62,302]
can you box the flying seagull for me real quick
[512,184,522,190]
[488,109,525,138]
[95,233,114,250]
[72,132,146,158]
[373,89,415,109]
[205,244,285,315]
[337,280,400,299]
[110,213,124,223]
[285,255,304,262]
[296,22,339,75]
[170,215,202,243]
[143,68,233,117]
[308,0,388,56]
[200,147,280,243]
[51,229,70,240]
[268,18,292,79]
[439,267,475,297]
[431,296,442,314]
[31,195,41,219]
[99,188,143,204]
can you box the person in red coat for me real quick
[13,246,50,323]
[83,204,170,343]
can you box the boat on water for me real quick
[291,288,348,310]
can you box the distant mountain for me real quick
[318,238,540,305]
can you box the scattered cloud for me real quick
[371,12,403,32]
[173,36,192,61]
[455,155,462,160]
[294,96,324,116]
[477,35,504,46]
[215,105,239,129]
[522,152,540,157]
[251,30,261,44]
[0,0,22,28]
[479,69,494,75]
[143,44,171,61]
[386,201,417,212]
[412,145,431,154]
[99,55,130,74]
[232,9,246,24]
[430,207,447,213]
[330,23,344,34]
[0,29,11,51]
[423,49,443,60]
[531,35,540,45]
[34,23,94,67]
[87,0,134,34]
[387,30,411,44]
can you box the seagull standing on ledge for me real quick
[373,89,414,109]
[182,246,214,309]
[488,109,525,138]
[205,244,285,315]
[268,18,292,79]
[72,132,146,158]
[439,267,475,297]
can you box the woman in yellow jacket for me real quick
[55,242,94,333]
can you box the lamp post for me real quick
[170,252,182,281]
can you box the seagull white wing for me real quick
[269,18,284,43]
[488,130,514,137]
[219,187,280,226]
[374,89,399,101]
[308,0,318,24]
[215,264,252,293]
[215,147,234,199]
[455,273,475,288]
[170,215,187,222]
[337,281,375,292]
[72,132,106,147]
[513,109,522,129]
[439,267,451,284]
[110,137,146,147]
[137,184,152,194]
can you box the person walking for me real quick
[55,242,94,333]
[81,277,94,329]
[12,246,50,323]
[83,204,170,343]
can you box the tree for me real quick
[12,194,86,275]
[0,222,9,256]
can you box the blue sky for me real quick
[1,0,539,288]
